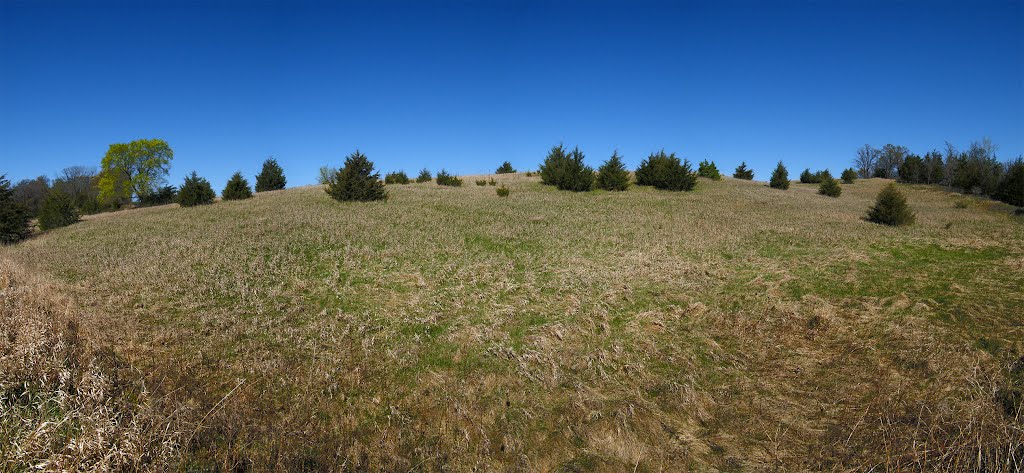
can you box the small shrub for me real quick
[635,150,697,191]
[255,158,286,192]
[139,185,177,207]
[318,166,339,185]
[953,199,970,209]
[488,178,497,186]
[526,171,533,177]
[178,172,216,207]
[867,184,915,226]
[496,161,515,174]
[496,185,510,197]
[697,159,721,180]
[436,170,463,187]
[416,168,432,183]
[841,168,858,184]
[539,145,595,192]
[0,174,31,244]
[222,172,253,200]
[475,179,487,186]
[595,151,630,191]
[384,171,410,185]
[733,162,754,180]
[37,189,80,230]
[993,158,1024,207]
[817,171,841,198]
[769,162,791,190]
[325,150,387,201]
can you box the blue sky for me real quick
[1,0,1022,187]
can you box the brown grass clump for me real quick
[0,259,178,470]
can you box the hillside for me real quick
[3,174,1023,471]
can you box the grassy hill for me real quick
[3,174,1023,471]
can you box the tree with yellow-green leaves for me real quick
[97,138,173,207]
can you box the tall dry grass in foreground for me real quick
[1,175,1022,470]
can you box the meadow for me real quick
[2,174,1023,471]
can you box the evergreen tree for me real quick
[325,151,387,201]
[416,168,432,183]
[817,171,842,198]
[733,162,754,180]
[595,151,630,191]
[0,174,31,244]
[255,158,286,192]
[495,161,516,174]
[840,168,858,184]
[222,172,253,200]
[867,184,915,226]
[634,150,697,191]
[139,185,177,206]
[994,158,1024,207]
[769,162,790,190]
[37,189,80,230]
[697,159,722,180]
[384,171,410,184]
[178,172,216,207]
[898,154,926,184]
[539,145,594,192]
[435,170,463,187]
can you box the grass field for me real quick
[3,174,1023,471]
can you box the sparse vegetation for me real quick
[733,162,754,180]
[634,150,697,191]
[325,151,387,201]
[867,183,915,226]
[539,145,595,192]
[697,159,721,180]
[769,161,790,189]
[595,151,630,191]
[177,172,215,207]
[496,161,515,174]
[385,171,411,185]
[255,158,286,192]
[37,189,80,230]
[222,172,253,200]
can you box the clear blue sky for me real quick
[2,0,1022,187]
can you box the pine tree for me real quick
[595,151,630,191]
[994,158,1024,207]
[817,170,842,198]
[435,170,463,187]
[178,172,216,207]
[634,150,697,191]
[841,168,858,184]
[325,151,387,201]
[496,161,516,174]
[384,171,410,184]
[733,162,754,180]
[697,159,721,180]
[539,145,594,191]
[255,158,286,192]
[867,184,915,226]
[416,168,432,183]
[769,162,790,190]
[222,172,253,200]
[37,189,80,230]
[0,174,31,244]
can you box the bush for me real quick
[37,189,80,230]
[635,150,697,191]
[139,185,177,207]
[496,185,510,197]
[384,171,410,185]
[867,184,915,226]
[222,172,253,200]
[525,171,533,177]
[994,158,1024,207]
[178,172,216,207]
[769,162,790,190]
[818,171,842,198]
[539,145,595,192]
[325,151,388,201]
[800,168,827,184]
[697,159,721,180]
[595,151,630,191]
[488,178,497,186]
[255,158,286,192]
[733,162,754,180]
[416,168,432,183]
[841,168,858,184]
[475,179,487,186]
[0,174,31,244]
[435,170,463,187]
[318,166,339,185]
[496,161,515,174]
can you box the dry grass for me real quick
[1,175,1022,471]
